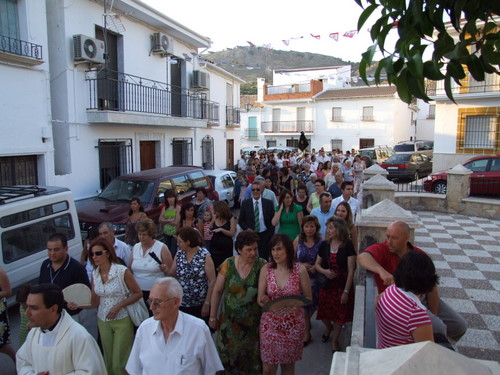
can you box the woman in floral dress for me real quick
[209,230,267,374]
[315,216,356,352]
[258,234,312,375]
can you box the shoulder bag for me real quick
[316,245,331,289]
[118,266,149,326]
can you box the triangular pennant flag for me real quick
[282,39,290,46]
[329,32,339,41]
[310,33,321,40]
[343,30,357,38]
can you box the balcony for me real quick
[263,80,323,101]
[246,128,259,140]
[85,69,219,127]
[426,73,500,98]
[226,106,241,127]
[261,120,314,133]
[0,34,43,65]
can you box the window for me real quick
[331,139,342,151]
[172,175,192,195]
[332,107,342,121]
[97,139,133,189]
[0,0,19,39]
[201,136,214,170]
[157,179,173,196]
[220,174,234,189]
[2,213,75,264]
[465,115,496,149]
[427,104,436,119]
[287,139,299,148]
[361,106,374,121]
[0,155,38,185]
[172,138,193,165]
[189,171,208,189]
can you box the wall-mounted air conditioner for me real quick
[73,34,105,64]
[152,32,174,55]
[192,70,209,90]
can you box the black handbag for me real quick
[316,246,331,289]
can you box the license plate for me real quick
[387,167,398,170]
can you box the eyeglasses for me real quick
[146,298,175,308]
[91,250,108,257]
[251,188,261,192]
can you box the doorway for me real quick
[226,139,234,171]
[140,141,157,170]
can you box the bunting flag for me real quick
[282,40,290,46]
[343,30,357,38]
[329,32,339,41]
[310,33,321,39]
[247,41,255,47]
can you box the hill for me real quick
[202,46,361,94]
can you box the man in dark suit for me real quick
[238,180,275,260]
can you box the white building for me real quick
[241,66,434,152]
[1,0,243,199]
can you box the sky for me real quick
[141,0,397,63]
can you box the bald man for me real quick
[358,221,467,343]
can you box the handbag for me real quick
[316,245,331,290]
[118,267,149,326]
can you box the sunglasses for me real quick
[91,250,108,257]
[251,188,261,192]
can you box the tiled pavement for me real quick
[413,211,500,362]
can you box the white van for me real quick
[0,186,82,303]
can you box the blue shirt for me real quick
[310,206,336,239]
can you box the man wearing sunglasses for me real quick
[238,180,275,260]
[126,277,223,375]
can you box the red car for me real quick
[423,155,500,196]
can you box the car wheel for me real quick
[433,181,447,194]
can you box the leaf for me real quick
[362,44,378,65]
[396,69,413,103]
[377,23,395,53]
[444,76,457,104]
[407,50,424,77]
[359,59,369,85]
[466,55,485,82]
[447,60,466,82]
[358,4,379,31]
[423,61,445,80]
[374,56,389,84]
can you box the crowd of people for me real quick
[0,147,468,375]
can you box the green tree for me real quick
[356,0,500,103]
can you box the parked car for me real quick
[241,147,266,157]
[267,146,299,155]
[205,170,237,208]
[358,146,394,166]
[423,155,500,195]
[77,166,218,238]
[394,140,434,158]
[381,152,433,181]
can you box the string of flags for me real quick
[279,30,357,46]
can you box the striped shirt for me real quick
[376,284,431,348]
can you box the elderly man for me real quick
[98,222,132,265]
[327,171,344,199]
[238,180,275,260]
[310,192,335,239]
[126,277,223,375]
[358,221,467,343]
[331,181,360,218]
[243,175,278,207]
[17,284,106,375]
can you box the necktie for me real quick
[254,200,260,232]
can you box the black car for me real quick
[381,152,433,181]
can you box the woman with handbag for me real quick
[83,237,142,375]
[314,216,356,353]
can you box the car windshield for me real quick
[394,144,414,152]
[99,179,155,203]
[359,150,375,158]
[385,154,411,163]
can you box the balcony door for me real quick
[140,141,157,171]
[96,27,119,110]
[272,108,281,132]
[297,107,305,132]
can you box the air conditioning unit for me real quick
[192,70,209,90]
[73,34,105,64]
[152,32,174,55]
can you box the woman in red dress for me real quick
[315,216,356,352]
[258,234,312,375]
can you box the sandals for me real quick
[321,331,331,343]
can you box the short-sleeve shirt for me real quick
[376,284,432,348]
[362,242,425,293]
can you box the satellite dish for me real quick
[161,34,169,51]
[83,39,97,58]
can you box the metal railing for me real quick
[0,34,42,60]
[246,129,259,140]
[226,106,241,126]
[426,74,500,96]
[261,120,314,133]
[85,69,219,120]
[267,82,311,95]
[393,178,427,193]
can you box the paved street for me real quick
[2,210,499,374]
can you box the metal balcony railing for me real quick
[246,129,259,140]
[226,106,241,126]
[426,74,500,96]
[85,69,219,120]
[0,34,42,60]
[261,120,314,133]
[267,82,311,95]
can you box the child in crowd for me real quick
[202,210,214,250]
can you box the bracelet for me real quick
[344,290,349,294]
[204,301,210,305]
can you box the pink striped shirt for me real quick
[376,284,431,348]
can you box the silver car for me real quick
[204,170,238,207]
